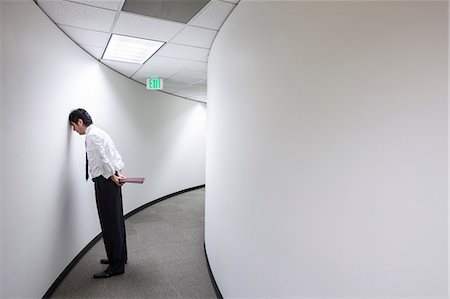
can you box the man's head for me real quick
[69,108,93,135]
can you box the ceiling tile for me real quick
[186,81,207,91]
[156,43,209,61]
[171,26,217,48]
[68,0,124,11]
[37,0,117,32]
[132,68,171,81]
[80,45,104,59]
[168,70,206,84]
[185,61,207,73]
[168,75,200,85]
[101,59,142,77]
[132,56,192,80]
[160,81,192,93]
[221,0,239,4]
[189,0,235,30]
[59,24,110,48]
[171,70,207,81]
[113,12,185,42]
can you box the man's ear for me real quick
[77,119,84,126]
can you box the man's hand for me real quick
[110,173,126,186]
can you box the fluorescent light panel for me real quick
[102,34,164,64]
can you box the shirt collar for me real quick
[85,124,94,135]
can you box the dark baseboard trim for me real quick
[124,184,205,220]
[204,243,224,299]
[42,234,103,298]
[43,184,205,299]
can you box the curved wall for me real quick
[0,1,3,297]
[1,1,206,298]
[206,1,448,297]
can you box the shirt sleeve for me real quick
[87,134,116,179]
[113,151,125,171]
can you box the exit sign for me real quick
[146,77,163,90]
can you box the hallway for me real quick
[51,188,217,298]
[1,1,447,297]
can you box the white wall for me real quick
[0,1,206,298]
[0,1,4,297]
[206,1,448,298]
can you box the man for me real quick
[69,108,128,278]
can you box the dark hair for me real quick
[68,108,93,126]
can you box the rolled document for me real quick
[119,177,145,184]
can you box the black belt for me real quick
[92,172,118,182]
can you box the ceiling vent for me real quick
[122,0,211,24]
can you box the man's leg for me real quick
[118,187,128,263]
[94,177,127,273]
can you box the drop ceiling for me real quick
[35,0,240,103]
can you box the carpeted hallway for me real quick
[51,188,217,298]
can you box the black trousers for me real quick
[93,176,127,271]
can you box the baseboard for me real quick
[124,185,205,219]
[43,184,205,298]
[204,243,224,299]
[42,234,103,298]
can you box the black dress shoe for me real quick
[93,269,124,279]
[100,259,127,265]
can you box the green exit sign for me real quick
[146,77,163,90]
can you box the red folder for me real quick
[119,177,145,184]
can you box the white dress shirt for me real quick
[85,124,124,179]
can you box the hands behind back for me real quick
[110,173,127,187]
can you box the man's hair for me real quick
[69,108,93,126]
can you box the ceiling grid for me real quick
[35,0,239,103]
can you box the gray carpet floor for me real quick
[51,187,217,299]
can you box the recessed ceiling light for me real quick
[102,34,164,64]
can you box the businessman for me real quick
[69,108,127,278]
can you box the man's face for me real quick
[71,120,86,135]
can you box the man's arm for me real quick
[110,171,126,187]
[88,135,124,186]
